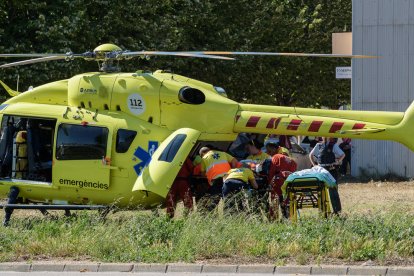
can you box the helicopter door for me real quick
[53,123,111,191]
[132,128,201,198]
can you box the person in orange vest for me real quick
[266,142,297,220]
[165,157,194,218]
[199,146,239,211]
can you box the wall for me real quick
[352,0,414,178]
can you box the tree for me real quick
[0,0,352,108]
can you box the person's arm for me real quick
[267,156,278,184]
[230,157,239,168]
[309,146,317,166]
[198,159,206,176]
[333,144,345,164]
[250,178,258,189]
[247,170,258,189]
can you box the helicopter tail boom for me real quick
[234,102,414,152]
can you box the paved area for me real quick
[0,263,413,275]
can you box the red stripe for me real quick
[308,121,323,132]
[235,115,240,122]
[246,116,261,127]
[352,123,365,129]
[287,119,301,130]
[329,122,344,133]
[266,117,281,129]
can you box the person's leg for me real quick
[268,190,278,221]
[178,180,193,215]
[328,186,342,214]
[340,158,347,175]
[328,167,338,181]
[279,194,289,218]
[222,179,244,213]
[206,178,223,212]
[166,182,178,218]
[3,186,19,226]
[326,168,342,214]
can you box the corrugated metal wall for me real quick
[352,0,414,178]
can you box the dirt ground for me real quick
[338,180,414,214]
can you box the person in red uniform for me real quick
[165,158,194,218]
[266,142,297,220]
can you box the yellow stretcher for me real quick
[282,176,333,222]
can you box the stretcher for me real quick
[282,167,339,221]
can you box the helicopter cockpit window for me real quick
[158,134,187,163]
[56,124,108,160]
[116,129,137,153]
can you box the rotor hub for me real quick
[92,44,123,72]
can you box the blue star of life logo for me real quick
[212,153,220,159]
[133,141,159,175]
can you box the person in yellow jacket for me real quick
[264,138,291,157]
[245,139,269,163]
[199,146,239,211]
[222,167,258,213]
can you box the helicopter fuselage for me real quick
[0,70,238,208]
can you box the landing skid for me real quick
[1,203,110,226]
[0,204,108,210]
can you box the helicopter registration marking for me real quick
[127,93,146,115]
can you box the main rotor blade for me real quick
[0,56,66,68]
[0,53,68,58]
[122,51,235,60]
[186,51,377,58]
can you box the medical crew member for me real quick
[245,140,269,163]
[266,142,297,220]
[199,147,239,211]
[165,158,194,218]
[309,137,344,214]
[263,136,291,157]
[309,137,345,180]
[222,166,258,212]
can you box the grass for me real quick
[0,209,413,265]
[0,181,413,265]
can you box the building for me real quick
[352,0,414,178]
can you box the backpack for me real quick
[318,143,336,165]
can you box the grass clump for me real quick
[0,210,413,264]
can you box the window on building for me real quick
[116,129,137,153]
[56,124,108,160]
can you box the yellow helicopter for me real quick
[0,43,413,225]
